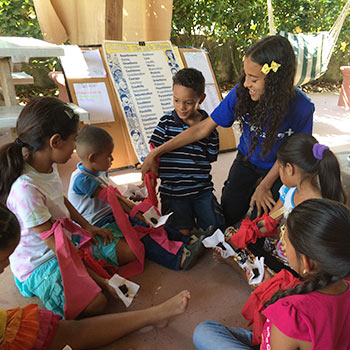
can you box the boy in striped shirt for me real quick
[150,68,224,236]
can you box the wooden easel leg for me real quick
[0,58,17,106]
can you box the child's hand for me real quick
[85,224,114,245]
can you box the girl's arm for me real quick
[32,220,56,252]
[64,197,114,245]
[250,161,280,217]
[256,199,284,234]
[270,323,311,350]
[141,116,218,178]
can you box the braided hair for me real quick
[266,199,350,307]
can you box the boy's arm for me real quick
[64,197,114,245]
[142,116,218,178]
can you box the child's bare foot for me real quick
[212,247,237,269]
[153,290,190,328]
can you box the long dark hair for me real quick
[0,203,20,249]
[0,97,79,203]
[267,199,350,306]
[235,35,296,157]
[277,134,347,204]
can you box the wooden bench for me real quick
[11,71,34,85]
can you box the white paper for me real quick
[183,51,215,84]
[242,256,265,285]
[142,206,172,228]
[202,229,265,286]
[73,82,114,123]
[108,274,140,307]
[82,49,107,78]
[60,45,106,78]
[153,212,173,228]
[202,229,237,259]
[201,84,221,115]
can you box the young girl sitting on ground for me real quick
[216,133,347,283]
[194,198,350,349]
[0,97,143,318]
[68,125,205,271]
[0,203,190,350]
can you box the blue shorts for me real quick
[160,189,225,231]
[15,257,65,318]
[91,221,124,269]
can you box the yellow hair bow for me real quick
[261,61,281,75]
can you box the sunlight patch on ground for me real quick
[109,172,142,185]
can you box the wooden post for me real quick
[105,0,123,41]
[0,58,17,106]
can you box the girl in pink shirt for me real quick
[194,198,350,350]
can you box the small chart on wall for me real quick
[103,40,180,163]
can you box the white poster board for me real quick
[104,41,180,162]
[73,82,114,123]
[181,49,222,115]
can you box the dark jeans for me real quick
[96,213,190,270]
[221,151,282,227]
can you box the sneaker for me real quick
[181,236,206,270]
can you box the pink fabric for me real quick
[241,269,301,346]
[100,186,182,258]
[33,309,61,350]
[231,213,279,248]
[261,280,350,349]
[40,218,101,320]
[134,225,182,255]
[143,171,159,207]
[98,186,145,278]
[129,200,160,218]
[123,192,182,255]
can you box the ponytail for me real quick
[0,142,25,203]
[277,134,347,204]
[318,149,347,204]
[0,97,79,204]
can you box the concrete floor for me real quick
[0,92,349,349]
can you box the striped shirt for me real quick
[149,109,219,197]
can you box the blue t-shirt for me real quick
[211,85,314,169]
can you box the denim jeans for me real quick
[193,321,259,350]
[161,189,225,231]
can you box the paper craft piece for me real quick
[153,212,173,228]
[242,256,265,285]
[73,82,114,123]
[108,273,140,307]
[60,45,106,78]
[202,229,237,259]
[142,206,173,228]
[202,229,265,285]
[104,41,180,162]
[119,183,148,201]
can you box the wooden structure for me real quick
[32,0,236,169]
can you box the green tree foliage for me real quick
[172,0,350,82]
[0,0,42,38]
